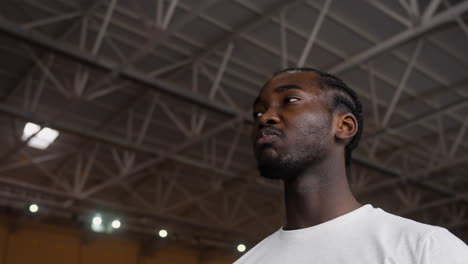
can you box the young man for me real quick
[234,68,468,263]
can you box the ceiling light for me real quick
[22,122,59,150]
[237,244,246,252]
[111,220,121,229]
[158,229,168,238]
[90,214,106,232]
[92,216,102,226]
[29,203,39,213]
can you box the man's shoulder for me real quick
[366,206,443,235]
[234,206,467,263]
[364,206,465,251]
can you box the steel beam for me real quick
[91,0,117,55]
[233,0,468,159]
[0,152,71,173]
[135,94,157,145]
[24,47,71,98]
[20,150,72,192]
[0,16,438,183]
[86,82,129,101]
[297,0,332,67]
[368,64,379,127]
[85,0,219,95]
[200,64,237,109]
[157,0,164,27]
[0,17,250,121]
[357,154,468,200]
[28,0,468,161]
[367,96,468,141]
[279,10,288,69]
[161,0,179,29]
[422,0,443,22]
[381,40,423,127]
[409,0,420,17]
[398,0,412,16]
[148,59,191,77]
[77,144,99,192]
[0,176,252,240]
[0,103,237,180]
[119,0,446,150]
[22,11,82,30]
[301,0,468,149]
[449,116,468,158]
[328,1,468,74]
[80,115,245,198]
[191,0,303,64]
[364,0,411,27]
[209,42,234,99]
[5,2,466,188]
[154,96,191,136]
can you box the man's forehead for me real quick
[261,71,322,93]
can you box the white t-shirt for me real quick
[234,204,468,264]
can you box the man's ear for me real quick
[335,113,357,143]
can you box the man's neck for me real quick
[282,155,361,230]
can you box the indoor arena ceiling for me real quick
[0,0,468,247]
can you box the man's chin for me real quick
[256,157,293,181]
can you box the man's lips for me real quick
[257,134,279,145]
[255,127,283,146]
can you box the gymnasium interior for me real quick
[0,0,467,263]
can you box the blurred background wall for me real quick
[0,216,238,264]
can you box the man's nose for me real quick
[258,108,280,126]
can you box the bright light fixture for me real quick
[29,204,39,213]
[22,122,59,150]
[111,220,121,229]
[158,229,168,238]
[237,244,246,252]
[91,215,105,232]
[92,216,102,226]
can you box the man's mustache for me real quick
[259,127,283,138]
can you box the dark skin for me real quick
[252,72,361,230]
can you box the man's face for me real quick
[251,72,334,180]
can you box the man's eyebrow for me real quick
[274,84,304,93]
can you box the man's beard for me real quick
[255,115,331,181]
[256,154,302,181]
[256,143,327,181]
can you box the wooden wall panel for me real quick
[200,250,239,264]
[0,217,237,264]
[0,222,8,264]
[141,244,199,264]
[5,223,80,264]
[81,236,138,264]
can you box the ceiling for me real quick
[0,0,467,247]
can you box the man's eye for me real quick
[253,112,263,119]
[285,97,299,103]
